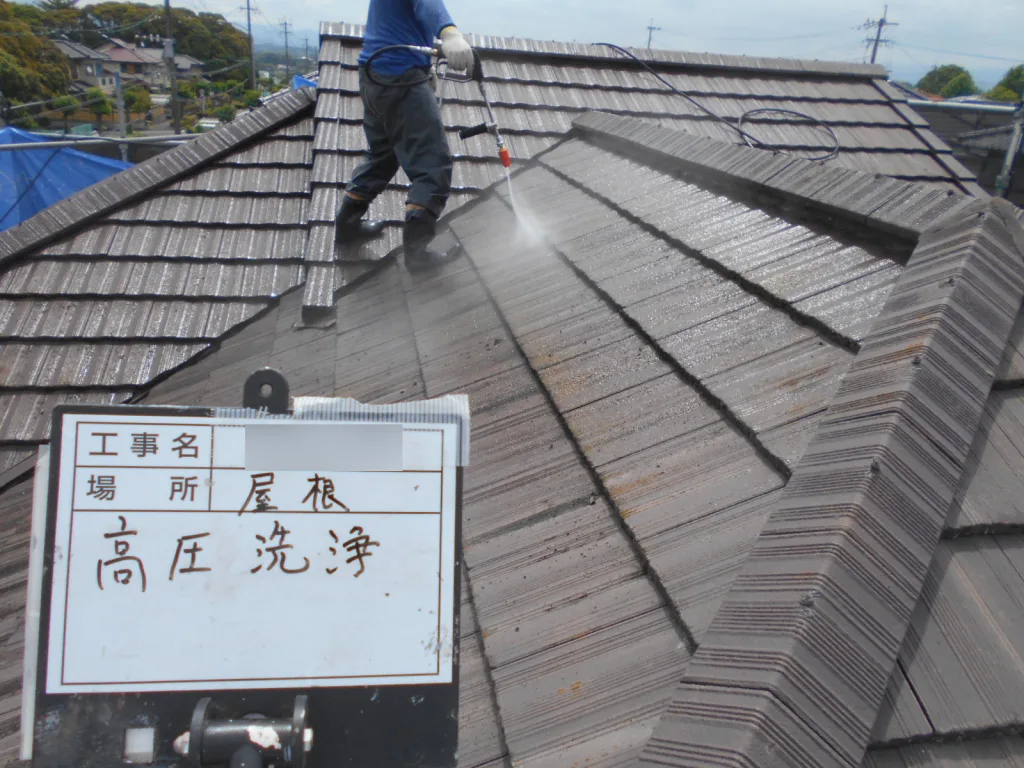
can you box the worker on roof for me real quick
[336,0,474,272]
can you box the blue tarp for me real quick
[0,127,132,232]
[292,74,316,90]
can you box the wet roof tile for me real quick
[659,302,815,382]
[466,498,658,667]
[644,487,783,643]
[564,373,719,469]
[601,419,783,541]
[705,338,854,435]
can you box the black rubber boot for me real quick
[335,196,385,243]
[403,209,460,273]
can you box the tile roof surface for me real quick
[0,20,1023,768]
[304,22,985,310]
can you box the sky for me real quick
[164,0,1022,89]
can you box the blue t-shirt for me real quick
[358,0,456,75]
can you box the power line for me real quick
[0,13,160,38]
[896,43,1023,64]
[658,27,856,43]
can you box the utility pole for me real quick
[861,5,899,64]
[303,34,309,73]
[280,19,291,79]
[114,71,128,162]
[245,0,255,88]
[646,18,661,50]
[163,0,180,134]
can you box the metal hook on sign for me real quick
[243,369,290,414]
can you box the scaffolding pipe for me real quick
[995,104,1024,199]
[0,135,190,152]
[906,99,1018,115]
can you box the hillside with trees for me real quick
[0,0,250,105]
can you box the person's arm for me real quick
[410,0,474,74]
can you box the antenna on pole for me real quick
[860,4,899,64]
[646,18,661,50]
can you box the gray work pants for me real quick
[345,67,453,219]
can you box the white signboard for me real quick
[43,412,460,694]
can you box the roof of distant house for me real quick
[52,39,109,61]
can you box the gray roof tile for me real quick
[0,341,209,388]
[870,665,933,744]
[466,497,658,667]
[643,487,784,643]
[492,610,687,766]
[457,632,507,768]
[897,536,1024,734]
[641,198,1024,768]
[660,302,814,381]
[945,389,1024,532]
[704,338,854,435]
[602,419,783,541]
[864,739,1024,768]
[0,390,134,443]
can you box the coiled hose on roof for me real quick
[594,42,842,163]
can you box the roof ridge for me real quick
[636,198,1024,768]
[0,87,317,273]
[317,22,888,80]
[572,111,979,237]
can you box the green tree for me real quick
[52,94,79,133]
[987,86,1020,103]
[177,79,197,99]
[917,65,979,97]
[242,89,260,107]
[85,86,112,130]
[214,103,235,123]
[989,65,1024,102]
[124,86,151,113]
[0,3,71,102]
[940,72,979,99]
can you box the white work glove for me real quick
[440,26,474,77]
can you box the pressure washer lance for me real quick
[364,44,512,169]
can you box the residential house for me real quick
[0,23,1022,768]
[952,123,1024,206]
[96,37,169,89]
[52,39,117,95]
[175,53,204,79]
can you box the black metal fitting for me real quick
[243,369,290,414]
[184,695,310,768]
